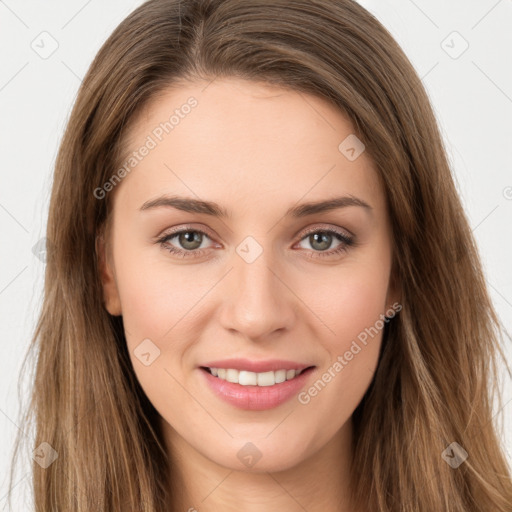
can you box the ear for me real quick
[95,231,122,316]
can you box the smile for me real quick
[199,362,316,410]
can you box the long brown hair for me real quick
[9,0,512,510]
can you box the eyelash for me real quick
[156,225,355,260]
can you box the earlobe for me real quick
[95,232,122,316]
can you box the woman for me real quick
[10,0,512,510]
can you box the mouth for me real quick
[199,361,317,410]
[200,366,314,387]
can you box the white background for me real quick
[1,0,511,509]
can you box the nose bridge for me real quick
[237,254,277,308]
[219,242,295,339]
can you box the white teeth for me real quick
[274,369,286,384]
[207,367,306,386]
[257,371,275,387]
[226,368,239,383]
[239,370,257,386]
[286,369,296,380]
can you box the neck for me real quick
[163,418,359,512]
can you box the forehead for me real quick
[113,78,386,219]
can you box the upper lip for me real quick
[201,358,314,373]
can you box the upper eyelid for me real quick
[159,225,216,243]
[297,224,353,239]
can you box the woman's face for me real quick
[99,78,399,472]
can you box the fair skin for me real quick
[99,77,399,512]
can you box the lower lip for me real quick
[200,367,315,410]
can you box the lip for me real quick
[199,363,316,411]
[201,358,311,373]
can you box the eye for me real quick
[156,225,355,260]
[295,227,355,259]
[157,227,216,258]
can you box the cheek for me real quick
[306,259,391,347]
[112,250,195,422]
[294,258,390,415]
[111,243,213,401]
[112,239,197,342]
[330,275,388,342]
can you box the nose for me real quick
[218,247,297,341]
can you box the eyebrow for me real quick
[139,194,372,218]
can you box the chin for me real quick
[199,430,319,474]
